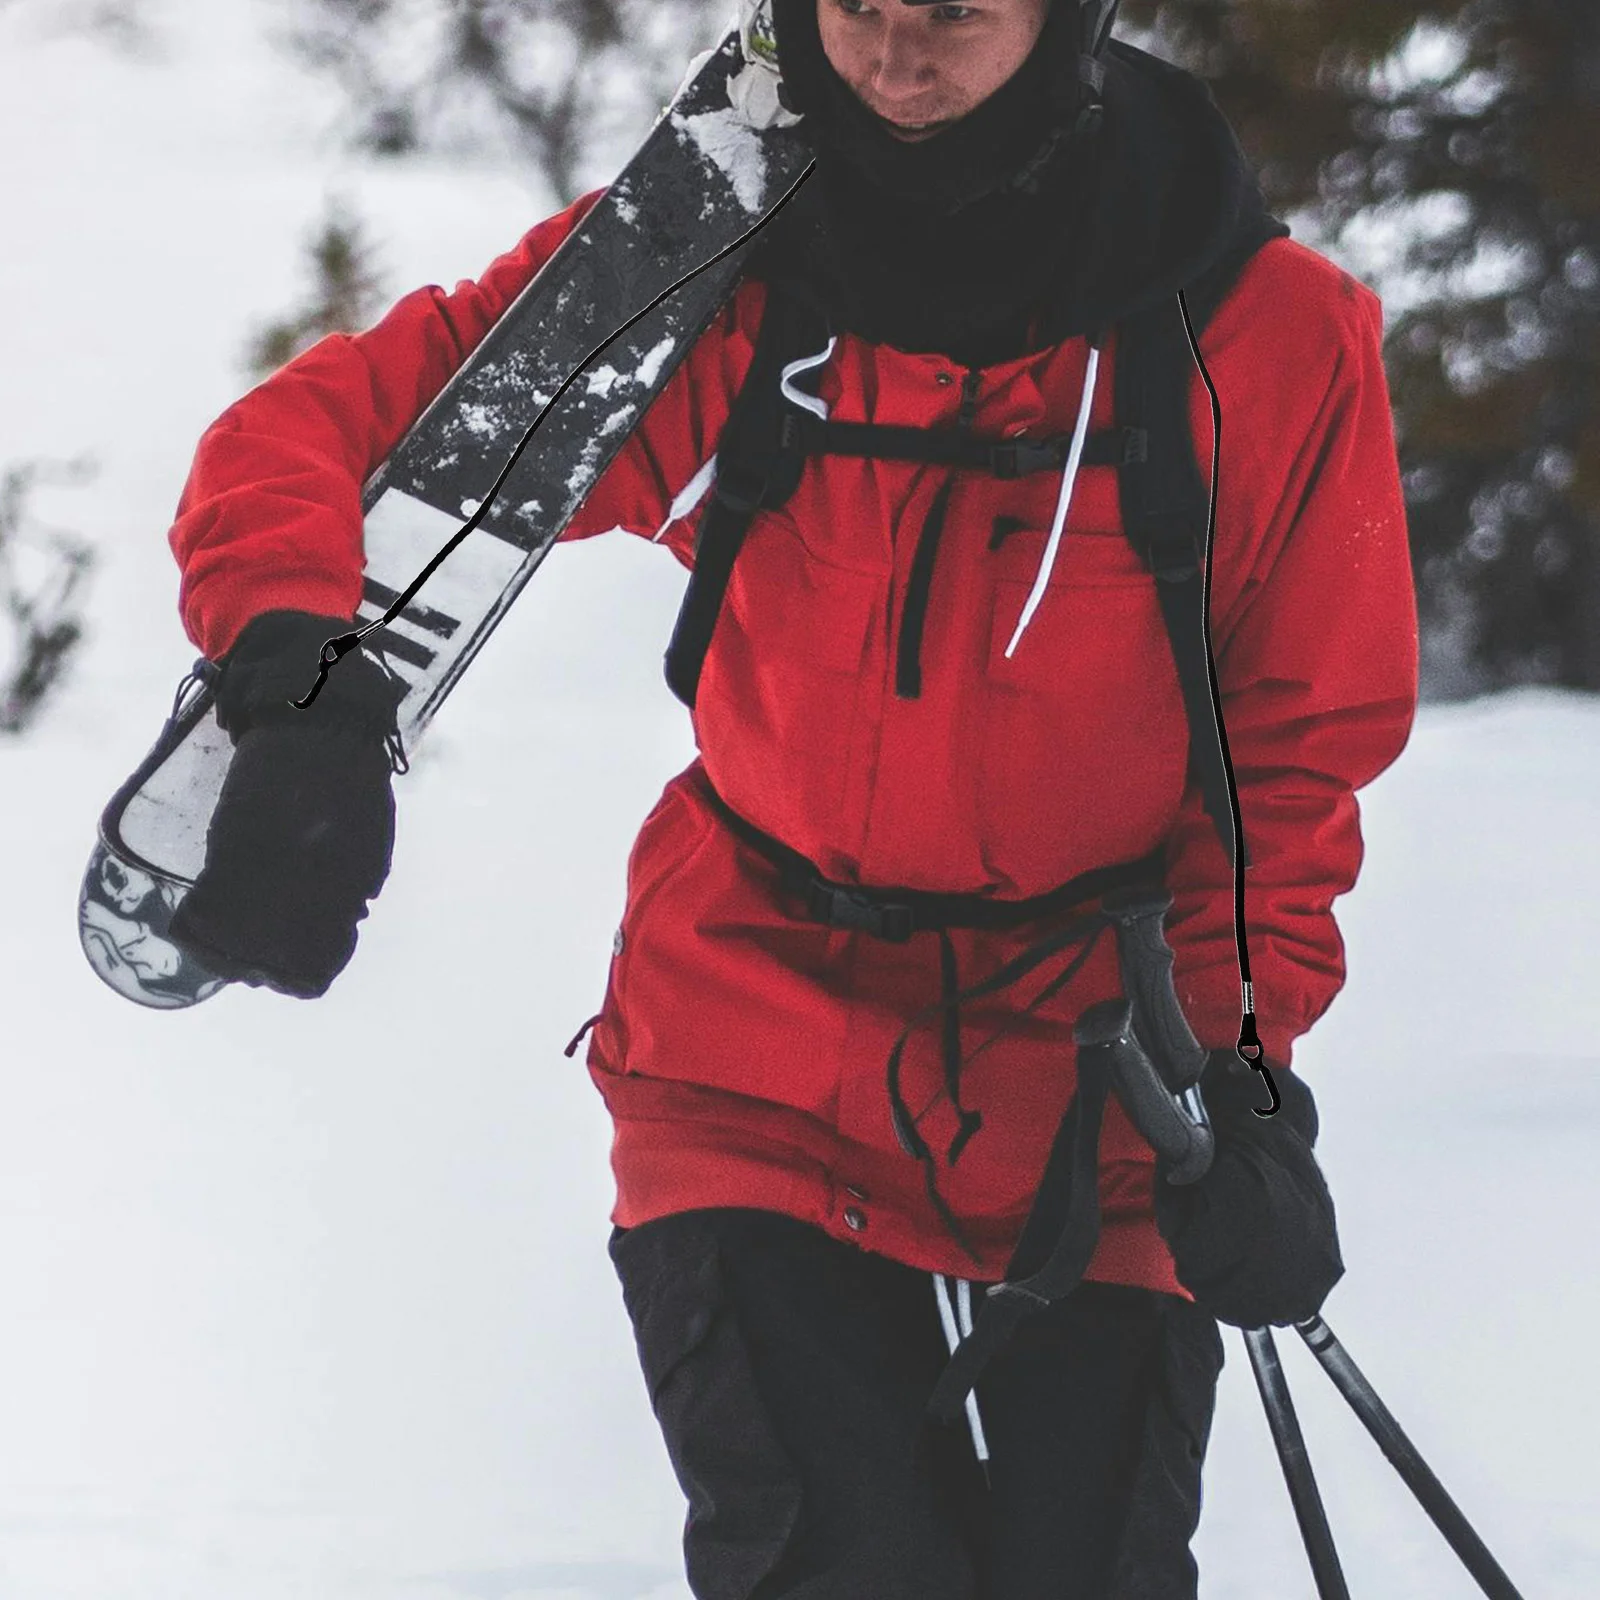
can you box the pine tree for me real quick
[282,0,722,202]
[0,461,95,736]
[245,198,388,379]
[1121,0,1600,695]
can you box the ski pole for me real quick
[1100,893,1350,1596]
[1243,1327,1352,1599]
[1102,892,1525,1597]
[1293,1316,1527,1600]
[1084,1011,1352,1597]
[1073,1002,1350,1597]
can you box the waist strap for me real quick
[705,780,1164,1266]
[706,785,1163,941]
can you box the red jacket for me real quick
[171,186,1418,1292]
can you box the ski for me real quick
[79,23,810,1009]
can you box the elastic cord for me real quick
[1174,290,1263,1075]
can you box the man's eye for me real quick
[832,0,977,20]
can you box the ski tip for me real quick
[78,841,230,1010]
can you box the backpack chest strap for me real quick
[805,417,1148,476]
[664,290,1144,707]
[662,279,1235,866]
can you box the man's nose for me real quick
[870,28,938,102]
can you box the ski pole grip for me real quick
[1075,999,1213,1185]
[1101,887,1207,1090]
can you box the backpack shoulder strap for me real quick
[664,277,828,708]
[1115,223,1286,863]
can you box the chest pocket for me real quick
[986,490,1159,680]
[977,503,1191,891]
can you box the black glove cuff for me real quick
[213,610,404,744]
[1199,1050,1320,1146]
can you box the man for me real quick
[164,1,1419,1594]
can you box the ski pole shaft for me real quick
[1295,1317,1527,1600]
[1243,1328,1352,1600]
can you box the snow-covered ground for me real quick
[1,5,1596,1596]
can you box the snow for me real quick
[1,4,1597,1597]
[583,340,678,415]
[632,337,680,393]
[672,107,770,216]
[459,403,509,441]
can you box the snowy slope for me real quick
[1,5,1596,1596]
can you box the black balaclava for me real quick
[767,0,1103,367]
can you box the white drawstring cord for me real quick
[651,452,720,542]
[653,336,835,543]
[780,337,837,420]
[955,1278,977,1343]
[933,1274,990,1464]
[1003,343,1102,658]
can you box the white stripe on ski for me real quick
[114,489,523,880]
[357,488,525,740]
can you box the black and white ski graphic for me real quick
[80,25,810,1009]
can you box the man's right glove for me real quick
[1153,1051,1344,1328]
[167,609,405,998]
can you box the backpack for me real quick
[663,228,1284,868]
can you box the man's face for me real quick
[815,0,1053,143]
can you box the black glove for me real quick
[168,610,405,998]
[1154,1051,1343,1328]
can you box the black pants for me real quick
[610,1208,1223,1600]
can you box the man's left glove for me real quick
[168,609,405,999]
[1154,1051,1344,1328]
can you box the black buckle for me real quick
[1154,559,1200,583]
[1152,515,1203,585]
[805,881,916,942]
[991,437,1068,478]
[714,462,769,514]
[1149,522,1201,583]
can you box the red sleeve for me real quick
[559,279,766,565]
[1164,251,1420,1069]
[168,188,751,660]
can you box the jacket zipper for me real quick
[895,370,981,700]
